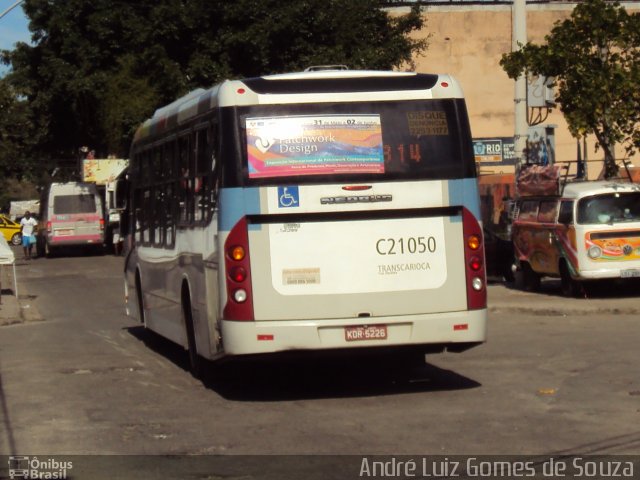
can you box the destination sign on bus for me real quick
[246,115,384,178]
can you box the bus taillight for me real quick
[462,207,487,310]
[223,217,254,321]
[229,266,247,282]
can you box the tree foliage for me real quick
[0,0,428,176]
[0,79,39,179]
[500,0,640,179]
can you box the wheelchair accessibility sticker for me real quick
[278,186,299,208]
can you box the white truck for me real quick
[82,158,129,253]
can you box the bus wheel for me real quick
[560,262,582,298]
[135,272,146,325]
[182,285,202,379]
[521,262,540,292]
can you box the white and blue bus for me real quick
[124,68,487,375]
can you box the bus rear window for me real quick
[246,114,385,178]
[53,194,97,214]
[228,99,474,185]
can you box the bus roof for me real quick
[133,69,464,144]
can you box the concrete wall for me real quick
[395,2,640,178]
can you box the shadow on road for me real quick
[205,359,481,402]
[503,277,640,299]
[126,326,481,401]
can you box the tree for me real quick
[1,0,428,166]
[212,0,427,78]
[500,0,640,179]
[0,79,39,180]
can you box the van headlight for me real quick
[588,245,602,259]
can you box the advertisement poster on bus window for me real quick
[246,115,384,178]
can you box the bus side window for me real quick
[195,128,208,223]
[558,200,574,225]
[179,134,191,224]
[208,122,219,214]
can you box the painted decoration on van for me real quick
[246,115,384,178]
[585,233,640,261]
[268,217,447,295]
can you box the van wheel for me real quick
[45,242,55,258]
[182,284,203,379]
[521,262,540,292]
[36,236,44,257]
[503,256,517,283]
[560,262,582,298]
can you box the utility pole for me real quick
[513,0,528,179]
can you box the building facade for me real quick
[395,2,640,178]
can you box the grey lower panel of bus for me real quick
[126,248,221,360]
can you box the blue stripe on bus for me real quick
[219,187,262,231]
[447,178,481,221]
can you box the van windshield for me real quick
[577,192,640,225]
[53,195,97,214]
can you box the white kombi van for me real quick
[512,180,640,296]
[37,182,104,256]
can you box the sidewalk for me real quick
[0,259,42,326]
[487,280,640,316]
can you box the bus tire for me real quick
[521,262,540,292]
[135,272,146,325]
[182,284,203,379]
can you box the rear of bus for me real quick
[217,71,487,357]
[43,182,104,252]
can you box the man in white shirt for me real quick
[20,211,38,260]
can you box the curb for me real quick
[488,305,640,316]
[18,292,44,323]
[487,283,640,316]
[0,287,43,327]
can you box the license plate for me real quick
[621,269,640,278]
[55,229,73,236]
[345,325,388,342]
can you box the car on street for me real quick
[0,214,22,246]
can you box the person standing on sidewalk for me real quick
[20,211,38,260]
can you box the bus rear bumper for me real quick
[578,267,640,280]
[48,235,104,245]
[220,309,487,356]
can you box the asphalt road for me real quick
[0,253,638,478]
